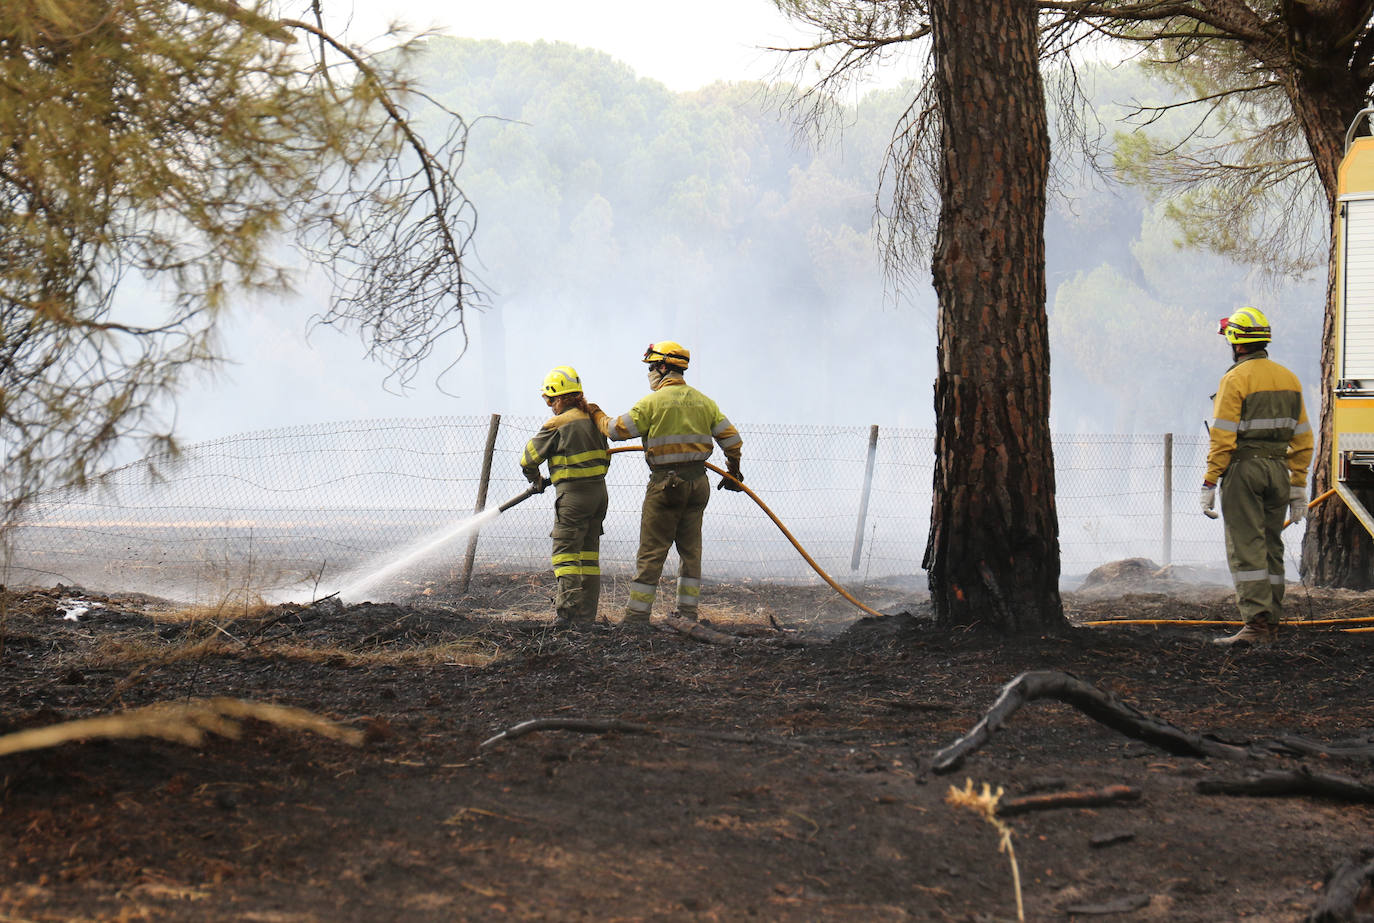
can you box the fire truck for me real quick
[1330,107,1374,536]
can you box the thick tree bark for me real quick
[1303,235,1374,589]
[923,0,1064,630]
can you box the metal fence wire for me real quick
[2,417,1298,603]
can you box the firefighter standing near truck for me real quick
[588,341,743,626]
[520,366,611,629]
[1200,307,1314,646]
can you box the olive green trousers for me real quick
[550,480,608,620]
[625,470,710,620]
[1220,456,1289,627]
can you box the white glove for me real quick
[1288,485,1308,524]
[1200,484,1218,519]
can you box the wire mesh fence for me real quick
[2,416,1292,604]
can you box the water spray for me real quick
[332,482,548,603]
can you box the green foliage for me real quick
[0,0,475,515]
[1106,25,1326,275]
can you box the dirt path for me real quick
[2,576,1372,921]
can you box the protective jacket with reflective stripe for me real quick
[1205,350,1313,487]
[520,409,610,485]
[593,376,742,467]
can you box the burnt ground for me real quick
[1,567,1373,922]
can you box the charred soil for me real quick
[1,572,1373,921]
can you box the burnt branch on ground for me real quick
[1306,847,1374,923]
[480,717,814,752]
[997,784,1142,816]
[1198,767,1374,802]
[930,670,1374,775]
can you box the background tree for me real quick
[776,0,1374,587]
[923,0,1064,630]
[1049,0,1374,589]
[0,0,478,516]
[773,1,1065,628]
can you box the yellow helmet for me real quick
[643,340,690,369]
[1218,306,1271,345]
[541,366,583,399]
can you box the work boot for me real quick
[1211,622,1277,647]
[551,609,578,630]
[620,611,652,630]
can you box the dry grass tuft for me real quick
[261,639,501,668]
[947,778,1024,922]
[152,597,275,624]
[0,697,364,759]
[73,632,235,671]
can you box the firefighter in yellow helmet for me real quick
[1201,307,1313,646]
[520,366,611,628]
[587,341,743,626]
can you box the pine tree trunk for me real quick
[923,0,1065,630]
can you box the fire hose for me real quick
[499,450,1358,632]
[495,445,886,618]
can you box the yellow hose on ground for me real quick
[607,446,887,618]
[601,448,1365,631]
[1083,488,1373,631]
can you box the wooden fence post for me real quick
[1162,432,1173,567]
[851,425,880,571]
[460,413,502,593]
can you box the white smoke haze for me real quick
[2,26,1326,602]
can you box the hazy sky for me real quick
[164,0,924,445]
[323,0,826,91]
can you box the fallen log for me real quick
[1266,734,1374,761]
[997,784,1141,817]
[663,615,735,644]
[1198,767,1374,803]
[1306,847,1374,923]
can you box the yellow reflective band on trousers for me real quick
[552,550,600,576]
[677,576,700,613]
[627,581,656,614]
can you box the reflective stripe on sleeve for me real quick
[1212,419,1239,432]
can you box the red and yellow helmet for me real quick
[1217,306,1271,345]
[643,340,690,369]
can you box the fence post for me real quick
[851,425,880,571]
[1162,432,1173,567]
[460,413,502,593]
